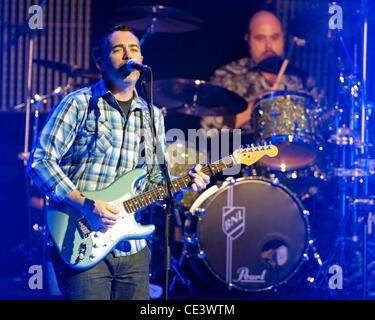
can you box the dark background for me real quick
[1,0,374,296]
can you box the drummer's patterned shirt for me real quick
[200,56,325,134]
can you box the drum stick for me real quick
[271,37,305,91]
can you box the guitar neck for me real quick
[122,154,236,213]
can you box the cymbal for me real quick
[74,70,101,80]
[289,2,361,42]
[33,59,73,73]
[149,78,248,117]
[33,59,101,79]
[116,5,203,33]
[252,56,306,79]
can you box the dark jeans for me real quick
[51,245,151,300]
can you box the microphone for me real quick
[125,59,151,72]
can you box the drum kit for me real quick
[13,3,374,299]
[133,3,375,299]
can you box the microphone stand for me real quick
[140,71,176,301]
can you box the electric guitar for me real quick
[47,144,278,269]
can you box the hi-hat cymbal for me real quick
[116,5,203,33]
[33,59,73,73]
[33,59,101,79]
[148,78,247,117]
[289,2,362,42]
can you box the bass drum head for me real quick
[191,177,310,292]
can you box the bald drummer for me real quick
[201,10,325,134]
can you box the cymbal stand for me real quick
[334,35,360,274]
[354,0,370,299]
[139,7,157,46]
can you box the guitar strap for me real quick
[140,103,156,177]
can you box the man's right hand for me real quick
[64,189,119,230]
[82,199,120,230]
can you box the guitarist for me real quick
[27,25,210,300]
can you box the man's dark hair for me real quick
[94,25,136,58]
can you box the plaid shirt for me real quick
[27,78,168,256]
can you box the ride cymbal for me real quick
[116,5,203,33]
[149,78,247,117]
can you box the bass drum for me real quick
[186,177,310,292]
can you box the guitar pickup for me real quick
[76,217,91,239]
[78,243,87,261]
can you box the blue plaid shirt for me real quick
[27,78,168,256]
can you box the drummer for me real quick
[201,10,325,134]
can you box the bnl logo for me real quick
[329,4,343,30]
[223,208,245,237]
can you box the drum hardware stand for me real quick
[10,2,63,294]
[313,1,371,298]
[147,203,192,295]
[347,198,375,299]
[169,208,206,293]
[138,4,163,47]
[14,84,68,258]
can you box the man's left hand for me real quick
[186,164,210,192]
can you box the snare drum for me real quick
[185,177,311,292]
[252,91,318,171]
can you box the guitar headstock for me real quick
[233,143,279,166]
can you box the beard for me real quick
[260,50,278,61]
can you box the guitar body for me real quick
[46,168,155,270]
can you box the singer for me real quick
[26,24,210,300]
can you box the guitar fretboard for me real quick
[122,155,235,213]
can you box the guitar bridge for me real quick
[76,216,91,239]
